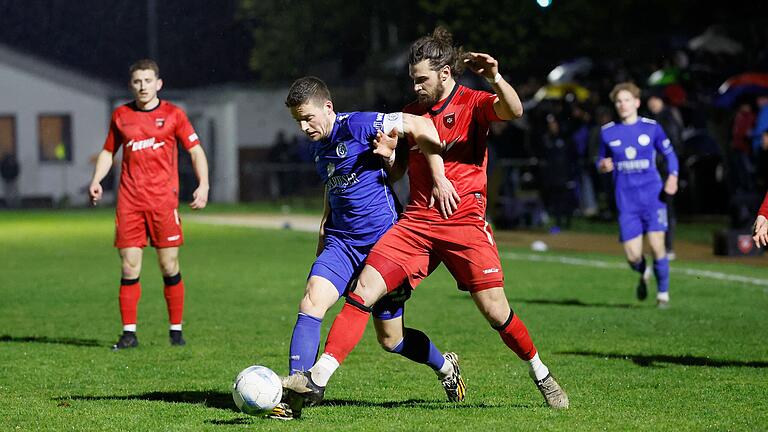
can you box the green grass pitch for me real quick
[1,210,766,431]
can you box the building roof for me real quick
[0,42,120,98]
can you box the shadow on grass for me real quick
[322,398,507,409]
[58,391,239,412]
[514,298,636,309]
[0,334,102,347]
[560,350,768,368]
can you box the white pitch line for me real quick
[501,252,768,287]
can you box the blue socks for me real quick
[654,257,670,293]
[389,327,446,371]
[289,313,323,375]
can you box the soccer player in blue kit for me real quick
[598,82,679,308]
[271,76,463,419]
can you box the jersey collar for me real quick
[428,84,460,116]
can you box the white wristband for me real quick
[485,72,502,84]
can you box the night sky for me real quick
[0,0,253,88]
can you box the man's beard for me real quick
[417,81,444,107]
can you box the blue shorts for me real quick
[309,235,407,320]
[618,204,668,242]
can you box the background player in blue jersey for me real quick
[598,82,679,308]
[271,76,462,419]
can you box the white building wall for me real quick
[0,61,111,206]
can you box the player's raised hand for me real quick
[190,185,209,210]
[89,182,103,206]
[753,215,768,248]
[429,176,460,219]
[664,175,678,195]
[598,157,614,173]
[373,129,398,159]
[464,52,499,81]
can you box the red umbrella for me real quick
[718,73,768,94]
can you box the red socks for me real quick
[323,292,371,364]
[163,273,184,326]
[119,278,141,326]
[496,312,537,361]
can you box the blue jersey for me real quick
[599,117,679,212]
[311,111,398,246]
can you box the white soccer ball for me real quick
[232,365,283,415]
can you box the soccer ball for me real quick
[232,365,283,415]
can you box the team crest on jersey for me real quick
[155,118,165,128]
[624,146,637,160]
[326,162,336,177]
[444,112,456,128]
[336,143,348,157]
[638,134,650,146]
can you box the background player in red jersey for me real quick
[88,59,209,350]
[282,28,568,414]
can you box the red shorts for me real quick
[115,208,183,249]
[367,193,504,293]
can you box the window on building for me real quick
[39,114,72,162]
[0,116,15,159]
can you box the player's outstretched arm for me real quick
[373,129,407,181]
[464,52,523,120]
[88,149,114,205]
[189,145,209,210]
[317,187,330,256]
[401,114,460,218]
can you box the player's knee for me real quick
[158,257,179,277]
[377,334,401,352]
[299,294,331,318]
[121,260,141,278]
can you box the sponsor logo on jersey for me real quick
[638,134,651,146]
[189,132,199,143]
[483,268,500,274]
[327,172,359,191]
[336,142,348,157]
[155,118,165,128]
[738,235,753,254]
[617,159,650,172]
[126,137,164,152]
[444,112,456,128]
[609,139,622,147]
[337,114,350,121]
[625,146,637,160]
[326,162,335,177]
[443,137,459,152]
[373,113,384,130]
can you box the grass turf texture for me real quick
[1,210,766,431]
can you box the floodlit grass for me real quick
[1,210,766,431]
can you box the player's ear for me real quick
[440,65,450,81]
[156,78,163,91]
[325,100,333,113]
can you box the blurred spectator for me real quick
[729,101,756,192]
[538,114,577,230]
[1,153,20,208]
[570,104,598,216]
[647,94,684,258]
[588,106,616,219]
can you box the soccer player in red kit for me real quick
[88,59,209,350]
[282,28,568,413]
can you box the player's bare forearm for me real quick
[189,145,209,209]
[492,79,524,120]
[403,114,444,154]
[317,187,330,256]
[89,150,114,204]
[464,52,522,119]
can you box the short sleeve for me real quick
[348,112,382,144]
[175,108,200,150]
[102,112,120,153]
[474,91,502,124]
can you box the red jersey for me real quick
[403,85,500,216]
[103,100,200,211]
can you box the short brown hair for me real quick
[285,76,332,108]
[129,59,160,78]
[408,26,467,75]
[609,82,641,102]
